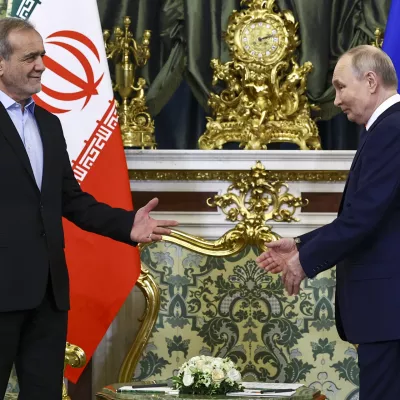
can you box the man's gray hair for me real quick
[0,17,35,60]
[344,44,398,89]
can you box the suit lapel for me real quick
[339,102,400,214]
[0,102,39,192]
[350,102,400,171]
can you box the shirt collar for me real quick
[366,93,400,131]
[0,89,35,114]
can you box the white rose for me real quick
[183,373,194,386]
[227,368,241,382]
[212,368,225,383]
[196,360,205,370]
[212,359,223,369]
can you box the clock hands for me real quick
[258,35,274,41]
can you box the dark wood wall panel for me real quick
[132,192,218,212]
[301,192,342,213]
[68,360,92,400]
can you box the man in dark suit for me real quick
[257,45,400,399]
[0,17,178,400]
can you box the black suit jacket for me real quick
[0,103,135,312]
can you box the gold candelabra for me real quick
[104,17,156,148]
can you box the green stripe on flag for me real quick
[7,0,41,19]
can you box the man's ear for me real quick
[0,57,5,77]
[365,71,378,93]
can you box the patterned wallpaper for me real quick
[132,242,359,400]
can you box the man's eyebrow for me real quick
[22,51,46,59]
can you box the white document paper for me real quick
[227,391,296,397]
[241,382,303,390]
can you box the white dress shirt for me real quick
[366,93,400,131]
[0,90,43,189]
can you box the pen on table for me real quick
[117,389,178,394]
[263,389,294,393]
[245,389,295,393]
[117,390,163,393]
[131,384,170,388]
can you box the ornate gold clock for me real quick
[198,0,321,150]
[236,15,287,64]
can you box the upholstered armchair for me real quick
[4,342,85,400]
[113,163,359,399]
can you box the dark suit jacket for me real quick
[298,102,400,344]
[0,103,135,312]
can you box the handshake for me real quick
[256,238,306,296]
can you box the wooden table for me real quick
[96,384,326,400]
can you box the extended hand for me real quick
[282,252,306,296]
[256,238,298,273]
[130,197,179,243]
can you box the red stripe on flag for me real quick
[64,122,140,383]
[72,100,118,182]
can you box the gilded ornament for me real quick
[104,17,156,148]
[62,343,86,400]
[199,0,321,150]
[371,27,384,48]
[128,169,348,182]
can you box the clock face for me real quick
[239,17,286,63]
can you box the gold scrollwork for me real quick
[206,161,307,249]
[128,169,348,182]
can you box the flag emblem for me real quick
[35,30,104,114]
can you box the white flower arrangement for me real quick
[172,355,243,395]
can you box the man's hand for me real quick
[256,238,306,296]
[282,252,306,296]
[256,238,298,273]
[130,197,179,243]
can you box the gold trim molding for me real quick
[129,170,348,182]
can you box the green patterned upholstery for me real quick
[127,241,359,400]
[4,367,19,398]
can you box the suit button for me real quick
[40,231,46,237]
[40,203,43,209]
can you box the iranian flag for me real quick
[8,0,141,382]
